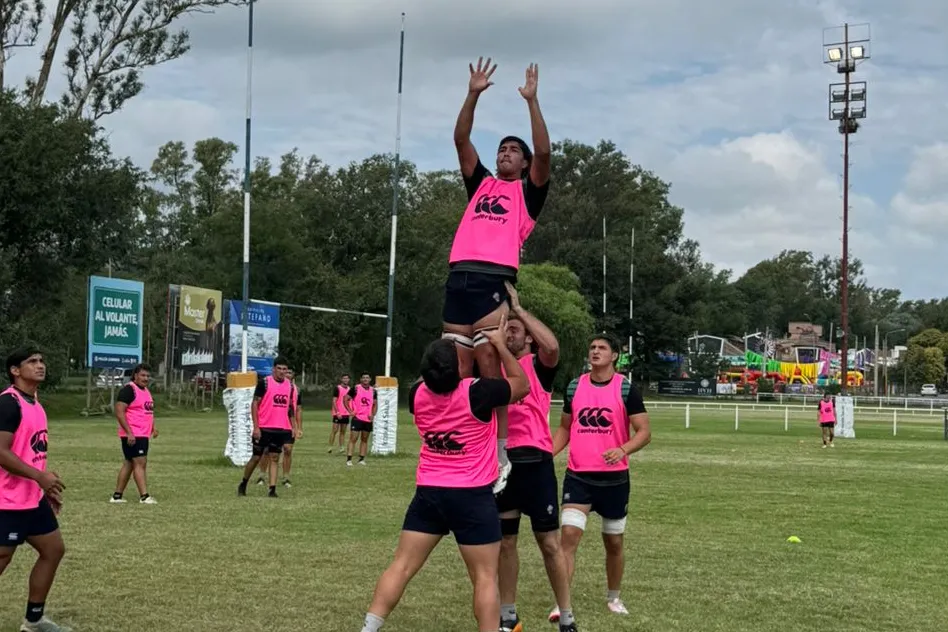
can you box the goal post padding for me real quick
[372,376,399,455]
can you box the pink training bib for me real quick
[258,376,292,430]
[333,385,348,416]
[448,176,535,270]
[567,374,630,473]
[352,385,374,422]
[505,354,553,453]
[413,378,498,488]
[119,383,154,438]
[818,400,836,424]
[0,387,48,510]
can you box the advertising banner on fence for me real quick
[658,378,716,397]
[176,284,223,369]
[226,299,280,376]
[87,275,144,369]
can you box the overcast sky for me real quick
[6,0,948,300]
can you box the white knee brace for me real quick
[601,517,627,535]
[561,508,588,531]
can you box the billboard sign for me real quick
[227,299,281,376]
[87,276,144,369]
[176,284,223,369]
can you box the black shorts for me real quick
[121,437,150,461]
[351,419,373,434]
[332,416,350,425]
[282,430,295,446]
[252,429,288,456]
[442,270,511,326]
[820,421,836,428]
[561,471,630,520]
[496,458,559,534]
[402,485,501,546]
[0,497,59,547]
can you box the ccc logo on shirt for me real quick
[474,193,511,216]
[576,407,612,434]
[360,396,370,407]
[144,401,155,412]
[423,431,465,454]
[273,394,289,407]
[30,430,48,459]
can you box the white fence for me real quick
[549,399,948,438]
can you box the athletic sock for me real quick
[25,601,44,623]
[559,608,574,626]
[498,438,509,466]
[501,603,517,621]
[140,493,150,501]
[361,612,384,632]
[240,477,249,485]
[347,455,352,462]
[112,492,122,500]
[359,456,365,462]
[607,589,620,601]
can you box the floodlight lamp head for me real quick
[827,47,842,62]
[850,45,865,59]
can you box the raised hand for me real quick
[518,63,538,100]
[469,56,497,94]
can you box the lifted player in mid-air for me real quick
[442,57,551,494]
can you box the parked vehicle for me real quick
[920,384,938,396]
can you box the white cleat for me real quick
[140,496,158,505]
[493,460,512,495]
[359,460,366,466]
[607,598,629,615]
[548,606,560,623]
[346,461,353,467]
[109,497,126,504]
[20,617,72,632]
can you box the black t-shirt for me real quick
[116,384,136,405]
[508,355,559,463]
[409,378,512,423]
[288,386,302,417]
[0,388,37,434]
[453,160,550,278]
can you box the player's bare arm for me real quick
[485,317,531,403]
[519,63,551,186]
[604,413,652,465]
[455,56,496,179]
[552,412,572,456]
[114,401,136,444]
[505,281,559,367]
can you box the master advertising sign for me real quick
[176,284,223,369]
[87,275,144,369]
[227,299,281,376]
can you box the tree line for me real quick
[2,1,947,391]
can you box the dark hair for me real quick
[341,373,350,378]
[589,333,621,354]
[361,372,371,377]
[132,363,151,377]
[6,346,42,383]
[420,339,461,394]
[499,135,532,178]
[273,356,289,368]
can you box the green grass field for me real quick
[2,406,947,631]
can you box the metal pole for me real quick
[239,0,255,373]
[873,323,879,398]
[628,228,634,375]
[602,216,607,317]
[839,22,851,395]
[384,12,406,377]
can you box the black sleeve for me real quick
[524,176,550,220]
[0,393,22,434]
[626,382,647,415]
[116,384,136,405]
[348,387,357,399]
[372,388,378,401]
[562,379,577,415]
[534,355,559,393]
[254,378,267,398]
[469,378,512,423]
[408,381,422,415]
[463,160,490,200]
[296,390,302,406]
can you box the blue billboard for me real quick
[227,300,281,375]
[87,276,144,369]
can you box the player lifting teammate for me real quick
[359,318,530,632]
[551,334,651,620]
[442,57,551,494]
[0,348,69,632]
[496,283,577,632]
[110,363,158,504]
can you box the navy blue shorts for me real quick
[561,471,630,520]
[402,485,501,546]
[252,430,287,456]
[496,458,560,534]
[121,437,150,461]
[351,419,373,434]
[0,497,59,547]
[442,270,511,326]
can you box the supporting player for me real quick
[329,373,351,454]
[237,357,299,498]
[0,347,69,632]
[444,57,551,494]
[345,373,377,467]
[110,363,158,504]
[818,392,836,448]
[358,321,530,632]
[496,282,577,632]
[280,368,302,487]
[550,334,652,620]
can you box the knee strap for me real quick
[602,517,627,535]
[473,325,499,348]
[442,331,474,349]
[561,508,588,531]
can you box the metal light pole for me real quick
[384,13,406,377]
[823,22,870,395]
[239,0,256,373]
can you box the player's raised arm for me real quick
[484,317,530,403]
[455,56,496,179]
[505,281,559,368]
[518,63,551,186]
